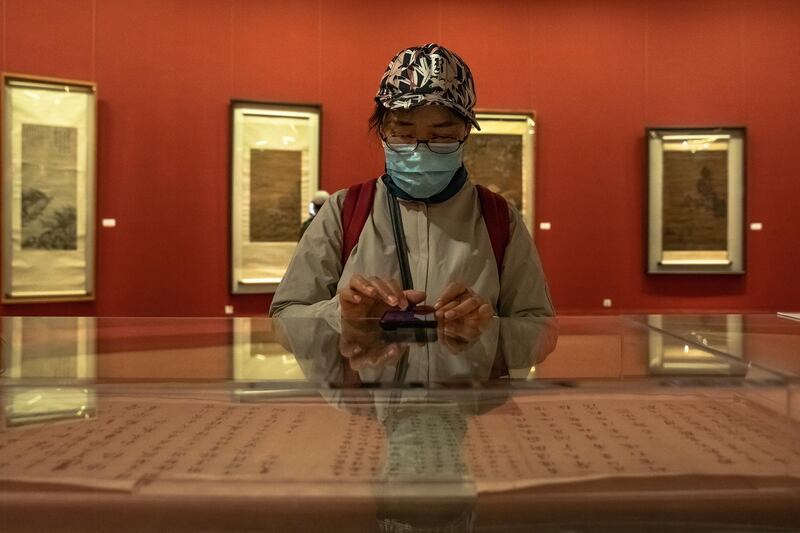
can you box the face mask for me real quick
[383,143,463,199]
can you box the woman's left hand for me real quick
[433,282,494,321]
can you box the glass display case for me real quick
[1,315,798,532]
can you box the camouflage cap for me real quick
[376,43,480,130]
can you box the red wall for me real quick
[1,0,798,317]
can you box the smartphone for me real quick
[379,309,438,330]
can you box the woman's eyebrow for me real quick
[431,120,460,128]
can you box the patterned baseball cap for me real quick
[376,43,480,130]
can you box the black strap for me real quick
[386,192,428,360]
[387,193,414,291]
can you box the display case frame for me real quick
[1,314,798,530]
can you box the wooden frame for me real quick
[229,100,321,294]
[647,127,746,274]
[465,111,536,232]
[1,72,97,303]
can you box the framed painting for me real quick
[230,101,321,294]
[647,127,745,274]
[464,111,536,232]
[1,73,97,302]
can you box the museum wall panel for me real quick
[90,0,234,316]
[1,0,798,316]
[634,0,749,311]
[3,0,95,82]
[526,0,648,313]
[739,2,800,311]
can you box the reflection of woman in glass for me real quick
[274,315,557,533]
[271,43,554,323]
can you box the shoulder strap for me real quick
[342,180,509,274]
[341,178,378,266]
[476,184,510,275]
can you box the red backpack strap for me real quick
[476,185,510,275]
[341,179,378,266]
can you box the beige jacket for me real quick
[269,178,554,318]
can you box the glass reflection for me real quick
[647,315,748,376]
[267,316,558,532]
[2,317,97,427]
[270,316,558,387]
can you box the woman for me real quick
[270,43,554,321]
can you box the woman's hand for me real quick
[433,282,493,322]
[339,274,426,319]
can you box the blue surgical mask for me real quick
[383,143,463,199]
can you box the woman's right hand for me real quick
[339,274,426,318]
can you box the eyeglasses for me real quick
[382,135,466,154]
